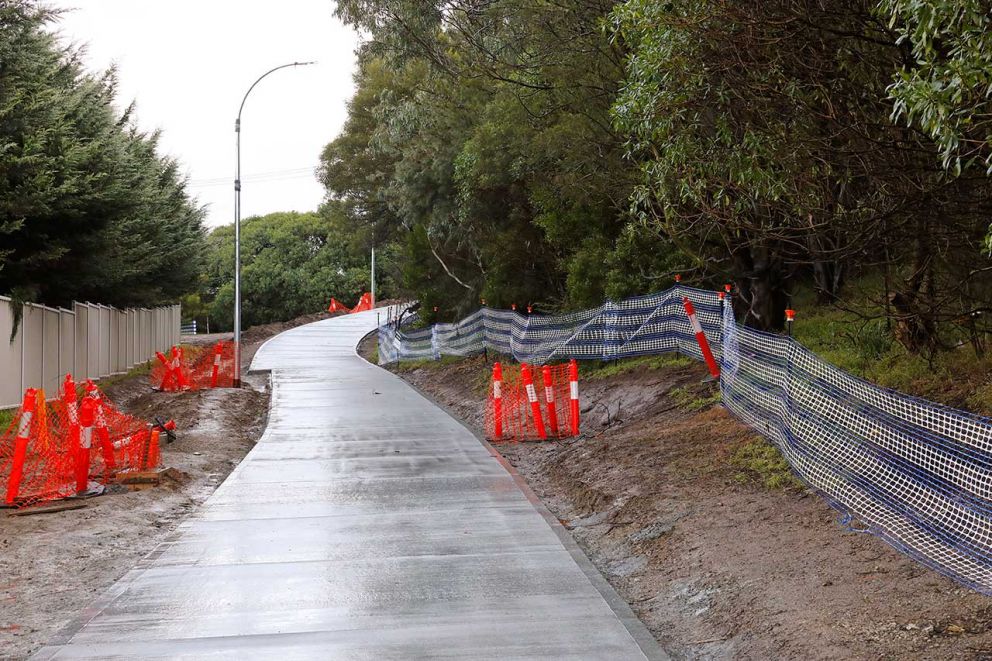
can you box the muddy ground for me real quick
[360,337,992,661]
[0,309,352,660]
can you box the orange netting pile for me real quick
[151,341,235,391]
[327,292,374,314]
[485,362,579,442]
[0,376,163,508]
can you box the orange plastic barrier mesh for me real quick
[190,341,236,389]
[328,298,350,313]
[485,362,578,442]
[350,292,373,313]
[1,378,160,508]
[151,342,234,391]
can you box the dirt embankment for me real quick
[1,309,349,660]
[366,342,992,660]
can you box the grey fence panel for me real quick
[42,307,60,393]
[129,310,138,367]
[0,297,22,410]
[85,304,99,379]
[1,297,180,408]
[115,310,126,373]
[22,305,44,396]
[99,305,112,377]
[74,303,88,381]
[59,309,75,386]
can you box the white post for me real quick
[371,246,376,308]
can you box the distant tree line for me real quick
[0,2,205,310]
[320,0,992,356]
[194,209,390,331]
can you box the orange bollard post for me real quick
[210,341,223,388]
[492,362,504,441]
[171,346,189,390]
[85,383,116,475]
[521,364,547,440]
[77,395,97,492]
[541,365,559,436]
[155,351,173,390]
[62,374,87,492]
[785,308,796,337]
[5,389,37,505]
[682,297,720,378]
[568,359,580,436]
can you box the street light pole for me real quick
[233,61,314,387]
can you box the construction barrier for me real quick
[325,292,374,315]
[150,342,235,392]
[378,285,724,365]
[385,283,992,596]
[350,292,374,313]
[0,377,167,508]
[485,361,578,442]
[328,298,349,313]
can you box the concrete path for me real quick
[33,310,663,660]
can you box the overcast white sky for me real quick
[54,1,359,228]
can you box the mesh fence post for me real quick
[521,364,547,440]
[78,394,97,492]
[569,359,580,436]
[682,297,720,378]
[87,383,116,476]
[211,341,223,388]
[541,365,559,436]
[492,362,503,441]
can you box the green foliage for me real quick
[200,209,382,330]
[0,2,205,308]
[323,1,648,317]
[880,0,992,175]
[322,0,992,370]
[730,437,803,490]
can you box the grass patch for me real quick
[0,407,14,432]
[669,385,721,411]
[582,354,693,381]
[730,436,803,490]
[94,360,153,391]
[391,355,466,372]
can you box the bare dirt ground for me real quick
[359,336,992,661]
[0,309,353,660]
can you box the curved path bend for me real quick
[33,309,664,660]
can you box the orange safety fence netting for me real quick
[1,376,162,508]
[190,340,237,389]
[326,292,373,314]
[151,342,235,391]
[485,362,578,442]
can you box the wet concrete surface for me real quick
[32,311,664,659]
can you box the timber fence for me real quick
[0,296,180,409]
[378,285,992,595]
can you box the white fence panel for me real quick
[1,298,181,408]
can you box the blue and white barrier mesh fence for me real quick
[378,285,992,594]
